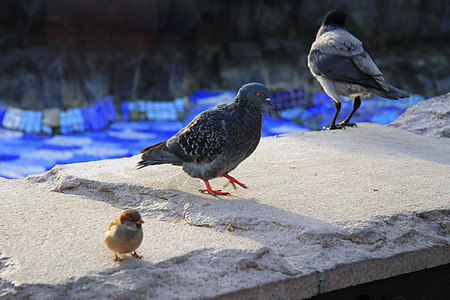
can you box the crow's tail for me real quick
[372,83,409,100]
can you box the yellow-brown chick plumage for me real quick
[104,209,144,261]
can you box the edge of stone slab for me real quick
[9,125,450,299]
[389,92,450,138]
[2,239,448,300]
[17,165,450,299]
[211,245,449,300]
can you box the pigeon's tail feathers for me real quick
[372,84,409,100]
[137,141,183,169]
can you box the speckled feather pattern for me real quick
[171,106,228,163]
[176,102,263,180]
[138,82,270,182]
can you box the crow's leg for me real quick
[221,173,247,189]
[324,100,344,130]
[339,96,361,127]
[200,180,230,196]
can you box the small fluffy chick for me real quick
[104,209,144,261]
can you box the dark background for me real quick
[1,0,449,110]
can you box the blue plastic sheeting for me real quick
[2,107,23,130]
[17,110,42,134]
[123,98,185,123]
[287,93,426,130]
[0,95,186,135]
[0,103,6,124]
[0,122,175,179]
[0,91,425,179]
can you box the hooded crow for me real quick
[307,9,409,129]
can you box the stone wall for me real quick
[0,0,449,109]
[390,93,450,138]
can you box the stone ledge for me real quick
[390,92,450,138]
[1,123,449,299]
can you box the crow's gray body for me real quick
[308,10,409,129]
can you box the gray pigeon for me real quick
[137,82,272,195]
[307,9,409,129]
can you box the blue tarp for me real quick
[0,91,425,179]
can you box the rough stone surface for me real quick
[1,123,449,299]
[390,93,450,138]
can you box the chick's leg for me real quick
[131,251,142,259]
[114,252,122,262]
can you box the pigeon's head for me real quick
[322,9,347,29]
[235,82,272,109]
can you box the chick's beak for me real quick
[136,220,144,224]
[265,97,274,107]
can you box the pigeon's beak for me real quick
[136,220,144,225]
[265,97,274,107]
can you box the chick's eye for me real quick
[256,92,261,97]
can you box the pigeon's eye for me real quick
[256,92,261,97]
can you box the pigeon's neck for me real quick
[221,102,262,152]
[240,106,263,130]
[234,100,263,114]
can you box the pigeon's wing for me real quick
[311,30,389,91]
[166,107,227,163]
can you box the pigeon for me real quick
[307,9,409,129]
[104,209,144,261]
[137,82,272,196]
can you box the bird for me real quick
[104,209,144,261]
[137,82,273,196]
[307,9,409,130]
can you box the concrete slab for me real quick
[1,123,449,299]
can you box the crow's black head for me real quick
[323,9,347,29]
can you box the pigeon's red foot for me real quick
[200,180,230,196]
[221,174,247,189]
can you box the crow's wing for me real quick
[310,30,389,91]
